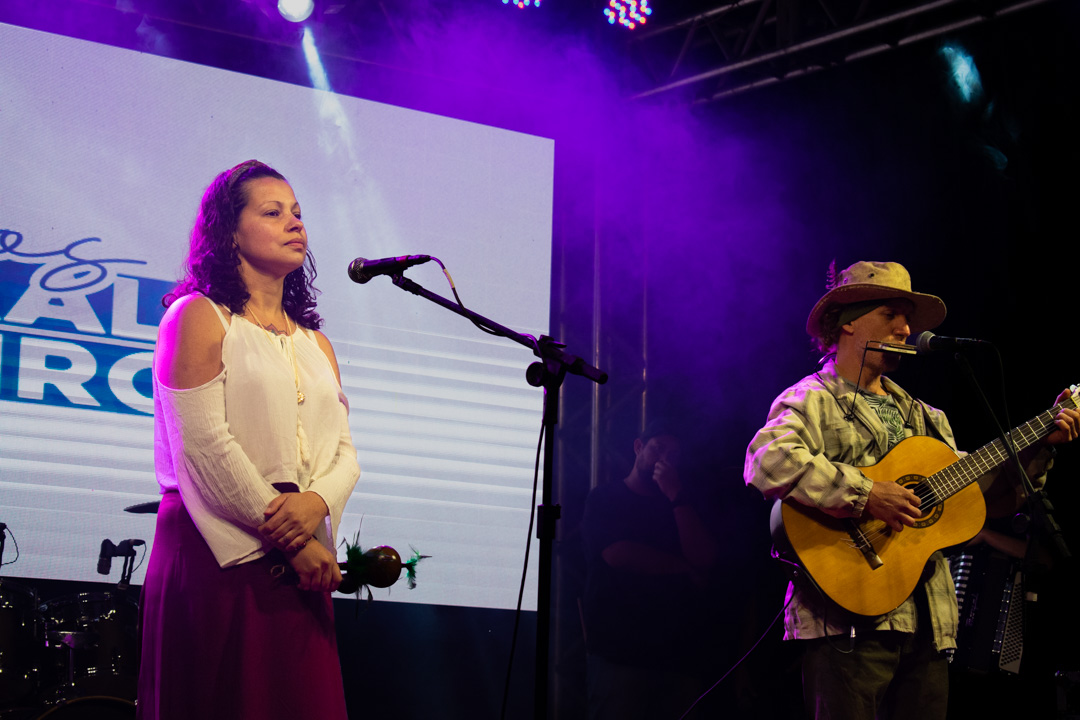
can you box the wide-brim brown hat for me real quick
[806,261,947,340]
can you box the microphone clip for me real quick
[913,331,993,354]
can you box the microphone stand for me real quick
[953,354,1071,564]
[388,274,607,720]
[953,353,1071,686]
[116,542,138,592]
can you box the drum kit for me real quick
[0,502,157,720]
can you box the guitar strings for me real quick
[817,353,1073,550]
[846,401,1068,548]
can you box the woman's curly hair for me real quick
[164,159,323,330]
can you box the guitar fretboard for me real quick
[923,393,1078,505]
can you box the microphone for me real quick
[913,331,993,353]
[97,538,144,575]
[97,539,116,575]
[348,255,431,284]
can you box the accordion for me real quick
[948,546,1025,675]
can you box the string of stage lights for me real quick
[277,0,652,31]
[500,0,653,29]
[603,0,653,29]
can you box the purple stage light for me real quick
[604,0,652,29]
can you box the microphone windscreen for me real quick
[97,539,115,575]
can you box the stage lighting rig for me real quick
[502,0,541,8]
[604,0,651,29]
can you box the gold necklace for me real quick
[245,305,305,405]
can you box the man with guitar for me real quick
[743,260,1079,720]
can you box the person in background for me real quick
[581,420,719,720]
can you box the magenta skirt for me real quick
[136,491,347,720]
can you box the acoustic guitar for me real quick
[771,388,1077,617]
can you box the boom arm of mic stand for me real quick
[390,275,607,384]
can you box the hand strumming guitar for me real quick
[865,481,921,533]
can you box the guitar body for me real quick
[774,435,987,617]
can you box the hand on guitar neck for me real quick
[1046,387,1080,445]
[865,482,922,533]
[865,386,1078,535]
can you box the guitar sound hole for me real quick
[900,476,944,528]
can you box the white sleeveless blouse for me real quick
[153,297,361,567]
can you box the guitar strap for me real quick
[907,395,951,445]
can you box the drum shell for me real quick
[0,578,42,707]
[38,593,138,702]
[34,695,136,719]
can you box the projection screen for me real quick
[0,21,552,611]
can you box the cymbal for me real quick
[124,501,160,514]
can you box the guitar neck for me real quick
[928,391,1078,502]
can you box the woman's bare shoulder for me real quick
[156,295,228,389]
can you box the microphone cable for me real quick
[431,256,541,351]
[678,576,796,719]
[0,523,19,567]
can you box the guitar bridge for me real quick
[847,520,884,569]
